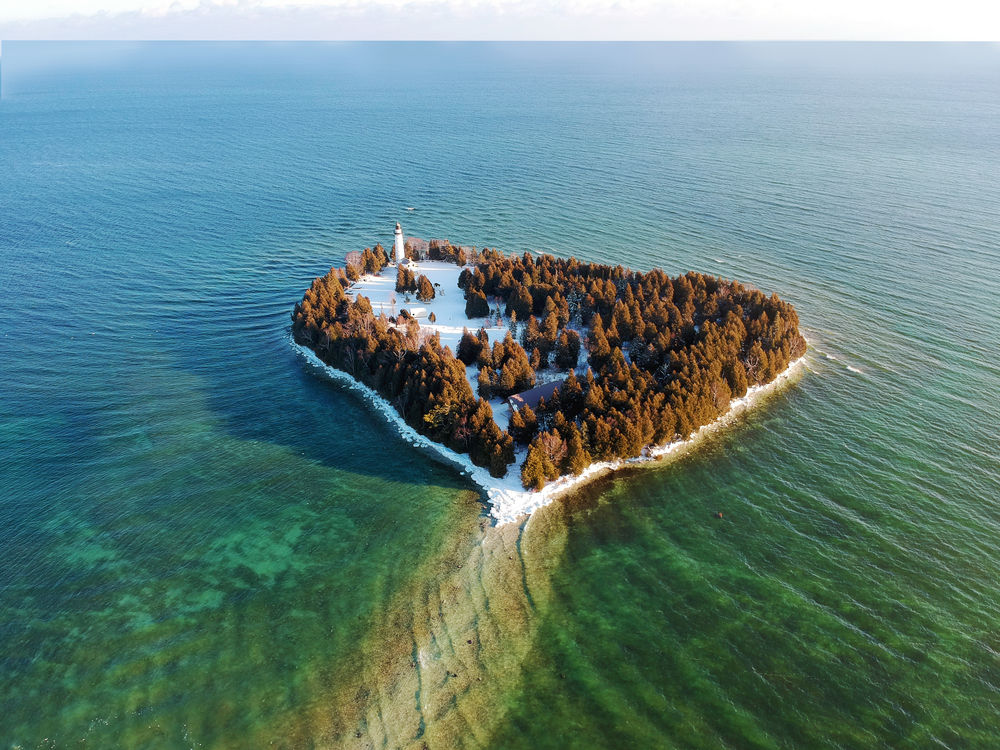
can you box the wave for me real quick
[810,344,863,374]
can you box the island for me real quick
[292,224,806,523]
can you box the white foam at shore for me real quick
[292,338,805,526]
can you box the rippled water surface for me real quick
[2,42,1000,749]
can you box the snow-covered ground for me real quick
[346,260,512,356]
[302,260,806,526]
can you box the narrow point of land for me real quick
[292,235,806,523]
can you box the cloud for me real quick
[0,0,998,40]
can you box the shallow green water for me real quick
[498,381,1000,749]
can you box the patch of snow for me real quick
[350,260,509,355]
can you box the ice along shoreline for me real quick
[292,338,805,526]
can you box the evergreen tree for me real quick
[457,329,483,365]
[465,290,490,319]
[514,357,536,393]
[565,425,592,476]
[554,330,581,369]
[520,316,541,353]
[508,311,519,341]
[416,275,435,302]
[509,408,528,444]
[559,370,584,416]
[583,382,606,413]
[396,266,417,294]
[488,444,509,478]
[530,347,543,371]
[476,339,494,370]
[509,404,539,445]
[588,315,612,369]
[505,284,534,321]
[497,360,518,397]
[520,440,552,491]
[477,368,494,400]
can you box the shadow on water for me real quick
[156,269,478,494]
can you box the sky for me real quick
[0,0,998,40]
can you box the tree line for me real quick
[293,243,805,491]
[454,250,805,489]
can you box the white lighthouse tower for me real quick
[394,222,405,264]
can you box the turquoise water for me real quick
[2,42,1000,748]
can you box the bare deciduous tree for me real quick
[540,431,568,466]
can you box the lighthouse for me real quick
[394,222,405,263]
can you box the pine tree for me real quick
[508,311,519,341]
[554,330,581,369]
[396,266,416,294]
[509,408,528,444]
[497,361,517,397]
[565,425,592,475]
[465,290,490,319]
[469,398,494,432]
[589,315,612,370]
[476,339,494,370]
[488,444,509,478]
[583,382,606,413]
[416,275,435,303]
[457,329,483,365]
[559,370,584,416]
[521,316,541,353]
[520,441,549,491]
[509,404,539,445]
[530,347,543,371]
[551,410,569,438]
[542,310,560,349]
[506,284,534,321]
[477,368,494,400]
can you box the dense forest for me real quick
[292,241,805,491]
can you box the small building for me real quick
[402,307,428,319]
[505,380,563,413]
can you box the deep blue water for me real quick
[2,42,1000,749]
